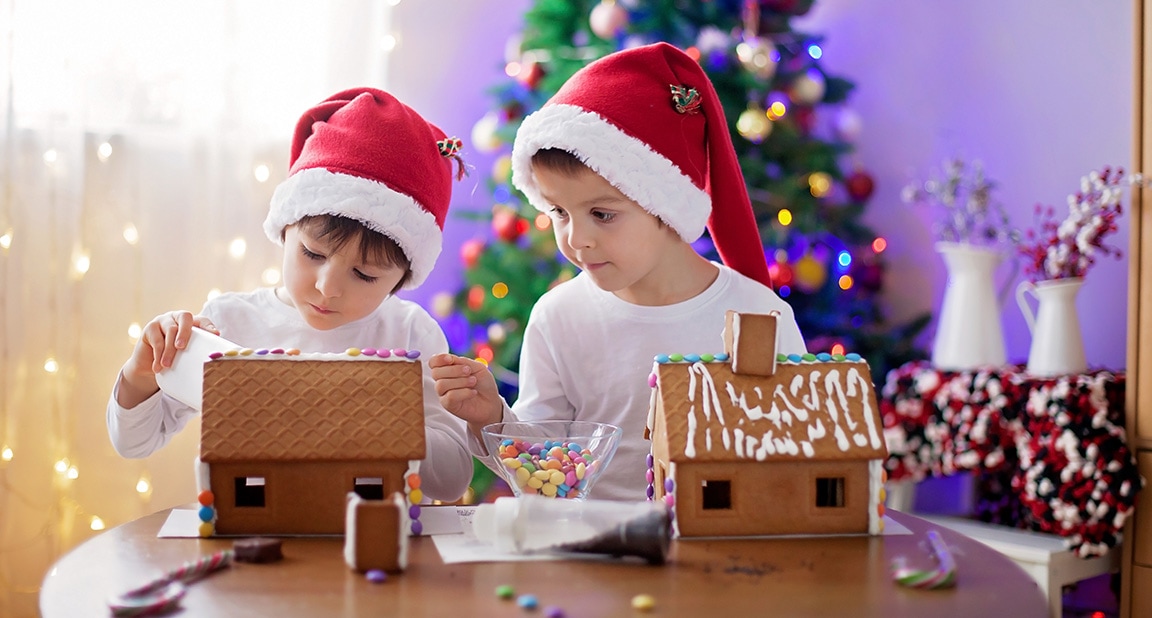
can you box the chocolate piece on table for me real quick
[232,537,283,563]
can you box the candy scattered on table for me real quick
[631,593,656,611]
[544,606,566,618]
[891,529,957,589]
[517,594,538,610]
[496,438,602,499]
[366,569,388,584]
[495,584,515,599]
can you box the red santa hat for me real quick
[264,87,464,288]
[510,42,772,288]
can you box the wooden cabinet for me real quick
[1126,4,1152,616]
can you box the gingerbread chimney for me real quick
[723,310,779,377]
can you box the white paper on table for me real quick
[431,514,912,564]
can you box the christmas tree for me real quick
[435,0,930,399]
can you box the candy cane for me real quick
[891,530,957,589]
[108,550,234,616]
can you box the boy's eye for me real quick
[301,246,324,260]
[592,210,616,223]
[549,206,569,219]
[354,270,379,284]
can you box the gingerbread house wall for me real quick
[211,460,410,535]
[657,460,872,537]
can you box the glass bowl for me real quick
[481,420,622,500]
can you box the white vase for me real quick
[931,241,1008,370]
[1015,277,1087,377]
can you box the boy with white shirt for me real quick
[431,43,806,501]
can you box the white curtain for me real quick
[0,1,395,614]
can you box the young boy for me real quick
[431,43,806,501]
[108,87,473,502]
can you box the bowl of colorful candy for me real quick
[481,420,622,500]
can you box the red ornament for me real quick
[517,61,545,89]
[845,170,875,202]
[492,209,526,243]
[791,106,815,134]
[460,239,485,268]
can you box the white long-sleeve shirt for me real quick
[106,287,472,502]
[475,264,806,501]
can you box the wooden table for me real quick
[41,507,1048,617]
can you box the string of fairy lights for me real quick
[1,1,406,608]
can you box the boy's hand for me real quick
[429,353,503,428]
[116,311,220,408]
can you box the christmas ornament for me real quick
[852,259,884,293]
[835,107,863,142]
[467,285,485,311]
[695,26,730,56]
[737,103,772,142]
[590,1,629,40]
[487,322,508,344]
[460,239,485,268]
[791,106,815,134]
[846,169,875,202]
[788,70,826,105]
[517,61,545,89]
[471,112,502,154]
[492,208,527,243]
[431,292,456,318]
[768,260,793,288]
[736,37,777,80]
[492,155,513,184]
[793,253,827,292]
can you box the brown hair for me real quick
[531,148,590,176]
[291,215,412,292]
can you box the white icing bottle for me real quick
[155,327,239,411]
[471,495,672,565]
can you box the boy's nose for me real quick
[565,220,595,249]
[315,268,341,298]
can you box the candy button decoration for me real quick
[496,438,603,499]
[631,594,656,612]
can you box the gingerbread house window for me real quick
[234,476,266,508]
[354,477,384,500]
[701,479,732,510]
[815,477,845,508]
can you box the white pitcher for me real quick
[931,241,1009,370]
[1015,277,1087,377]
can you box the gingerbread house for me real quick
[194,348,425,541]
[645,311,887,537]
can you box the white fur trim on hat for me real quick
[510,103,711,242]
[264,168,443,289]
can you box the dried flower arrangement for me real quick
[1018,166,1143,282]
[902,159,1019,246]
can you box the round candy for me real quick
[197,506,215,523]
[517,594,538,610]
[408,488,423,504]
[197,522,214,538]
[631,594,656,611]
[545,606,566,618]
[495,584,515,599]
[365,569,387,584]
[410,520,423,536]
[197,490,214,507]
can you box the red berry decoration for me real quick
[846,170,875,202]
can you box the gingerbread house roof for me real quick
[200,352,425,462]
[649,311,886,464]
